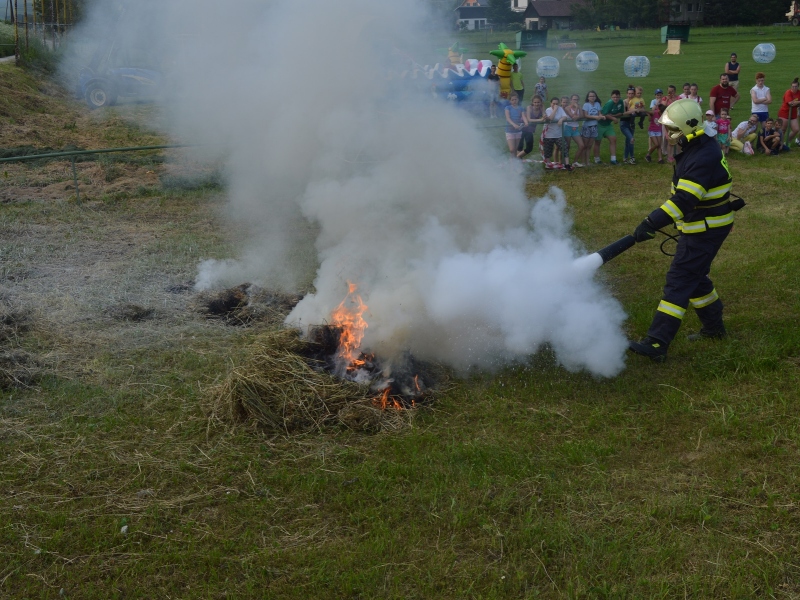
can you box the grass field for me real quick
[2,27,800,599]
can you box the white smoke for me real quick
[65,0,629,376]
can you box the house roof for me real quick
[456,0,488,7]
[524,0,581,18]
[457,6,488,17]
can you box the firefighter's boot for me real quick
[628,336,669,363]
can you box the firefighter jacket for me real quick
[647,132,734,234]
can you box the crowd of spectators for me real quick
[489,52,799,166]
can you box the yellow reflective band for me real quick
[696,199,730,209]
[670,182,676,195]
[676,178,707,199]
[704,183,732,199]
[657,300,686,320]
[706,212,734,228]
[660,200,684,220]
[690,289,719,308]
[677,220,707,233]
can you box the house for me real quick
[455,0,489,31]
[511,0,531,11]
[522,0,582,30]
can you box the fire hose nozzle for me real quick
[596,234,637,264]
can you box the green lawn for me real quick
[1,28,800,599]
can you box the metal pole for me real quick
[13,0,19,63]
[23,0,28,50]
[71,155,80,204]
[31,0,36,40]
[54,0,59,40]
[49,0,55,49]
[62,0,66,35]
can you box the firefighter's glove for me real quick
[634,217,657,243]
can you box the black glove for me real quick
[633,217,657,242]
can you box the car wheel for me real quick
[85,82,117,109]
[793,17,798,25]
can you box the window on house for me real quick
[687,3,693,11]
[697,3,702,11]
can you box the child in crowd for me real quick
[543,97,572,170]
[758,117,782,155]
[716,108,731,155]
[645,102,665,163]
[580,90,603,165]
[534,76,548,103]
[703,110,718,139]
[564,94,585,167]
[632,86,647,129]
[553,95,571,162]
[599,89,624,165]
[504,93,526,158]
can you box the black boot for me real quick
[687,325,726,342]
[628,336,669,362]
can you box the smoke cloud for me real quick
[66,0,629,376]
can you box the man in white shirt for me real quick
[730,113,759,152]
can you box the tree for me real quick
[487,0,524,26]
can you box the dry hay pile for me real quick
[210,328,411,434]
[0,303,41,389]
[193,284,301,327]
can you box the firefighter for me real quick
[629,99,741,362]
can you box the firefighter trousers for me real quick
[647,225,732,345]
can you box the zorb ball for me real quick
[536,56,560,78]
[624,56,650,78]
[575,51,599,72]
[752,43,776,64]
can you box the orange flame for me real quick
[330,281,368,367]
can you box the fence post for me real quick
[71,155,80,204]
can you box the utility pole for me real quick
[23,0,28,49]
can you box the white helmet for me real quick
[660,99,703,143]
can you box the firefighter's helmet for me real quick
[659,99,704,143]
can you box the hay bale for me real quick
[211,328,381,433]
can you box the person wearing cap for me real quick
[629,99,739,362]
[703,109,718,138]
[650,88,664,111]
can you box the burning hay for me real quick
[210,328,412,434]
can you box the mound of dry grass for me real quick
[193,284,301,327]
[210,328,411,434]
[0,349,40,389]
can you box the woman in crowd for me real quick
[751,71,772,125]
[579,90,603,165]
[563,94,585,166]
[542,97,572,170]
[778,77,800,146]
[619,86,638,164]
[517,96,545,158]
[504,93,527,157]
